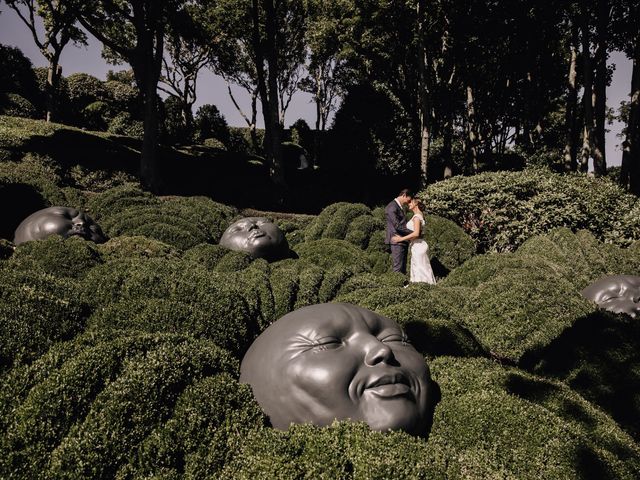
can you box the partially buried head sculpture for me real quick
[13,206,107,245]
[219,217,289,261]
[240,303,433,435]
[582,274,640,319]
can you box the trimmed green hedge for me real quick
[0,268,90,370]
[8,236,102,279]
[422,168,640,252]
[96,235,179,261]
[294,239,372,273]
[0,334,238,479]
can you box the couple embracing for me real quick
[385,188,436,284]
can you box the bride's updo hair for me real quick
[413,199,425,210]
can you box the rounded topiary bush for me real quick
[441,251,570,289]
[0,334,238,479]
[183,243,230,270]
[459,267,595,363]
[530,310,640,441]
[119,374,267,478]
[422,168,640,252]
[0,268,90,370]
[427,356,640,479]
[516,228,640,290]
[344,214,385,250]
[294,239,372,273]
[86,184,159,221]
[8,236,102,279]
[422,214,476,275]
[221,422,438,479]
[96,235,179,261]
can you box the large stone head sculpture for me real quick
[14,206,107,245]
[240,303,433,435]
[219,217,289,261]
[582,275,640,318]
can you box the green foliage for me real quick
[221,422,439,479]
[0,153,66,206]
[428,356,640,479]
[1,334,238,479]
[97,235,180,261]
[531,311,640,441]
[516,228,640,290]
[82,258,259,356]
[107,111,144,139]
[422,168,640,252]
[423,214,476,273]
[459,268,595,363]
[195,103,230,146]
[0,267,90,370]
[0,44,39,106]
[8,236,102,279]
[91,192,236,250]
[0,93,38,119]
[120,374,267,478]
[294,238,371,272]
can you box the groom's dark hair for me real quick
[398,188,413,198]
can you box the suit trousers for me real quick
[390,243,408,274]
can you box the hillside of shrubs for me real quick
[2,119,640,478]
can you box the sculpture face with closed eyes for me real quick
[219,217,289,261]
[582,275,640,319]
[240,303,432,435]
[13,206,107,245]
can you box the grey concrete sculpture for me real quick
[13,206,107,245]
[582,275,640,319]
[240,303,433,435]
[219,217,289,261]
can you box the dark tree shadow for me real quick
[521,311,640,442]
[404,320,486,359]
[0,183,47,240]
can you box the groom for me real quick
[385,188,414,274]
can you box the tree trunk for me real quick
[580,13,593,173]
[251,0,285,196]
[621,35,640,194]
[563,29,579,172]
[45,55,62,123]
[417,0,430,186]
[592,0,608,176]
[466,85,479,173]
[140,75,161,192]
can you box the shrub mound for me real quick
[422,168,640,251]
[1,181,640,478]
[304,203,476,277]
[0,267,90,370]
[89,188,236,250]
[8,236,102,279]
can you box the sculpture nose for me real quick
[364,339,394,366]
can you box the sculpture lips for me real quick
[249,230,266,239]
[365,374,411,398]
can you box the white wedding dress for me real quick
[407,214,436,284]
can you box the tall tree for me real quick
[78,0,181,192]
[5,0,86,122]
[158,4,212,140]
[619,1,640,193]
[592,0,611,175]
[300,0,348,162]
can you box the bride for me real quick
[392,198,437,284]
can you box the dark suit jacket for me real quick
[384,200,412,245]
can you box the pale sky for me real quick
[0,6,632,167]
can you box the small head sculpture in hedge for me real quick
[220,217,289,261]
[13,206,107,245]
[240,303,433,436]
[582,274,640,318]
